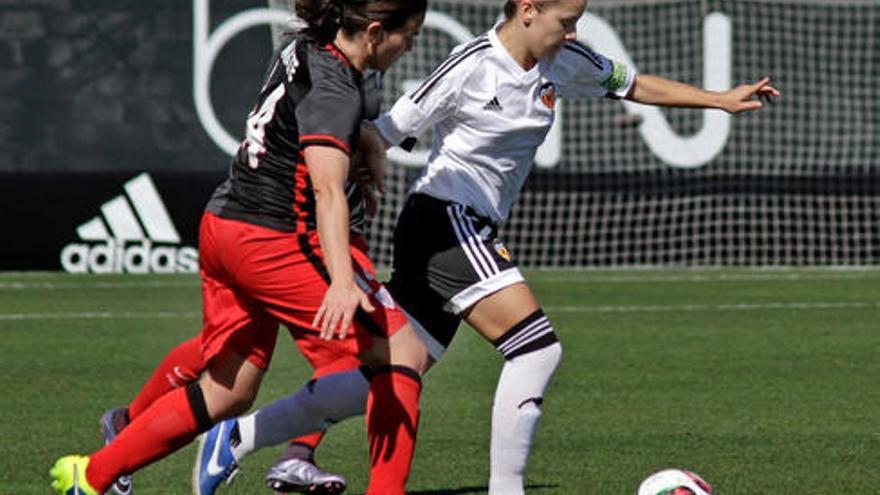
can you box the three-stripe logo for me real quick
[60,173,199,274]
[482,96,503,112]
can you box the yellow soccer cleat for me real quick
[50,455,100,495]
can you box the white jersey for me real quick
[374,25,636,223]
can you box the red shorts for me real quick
[198,212,408,371]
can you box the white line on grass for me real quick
[3,301,878,321]
[0,311,200,321]
[2,271,878,289]
[545,301,880,313]
[0,281,199,290]
[534,272,880,284]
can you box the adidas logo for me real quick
[483,96,503,112]
[60,173,199,274]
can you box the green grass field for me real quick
[1,269,878,494]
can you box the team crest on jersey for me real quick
[494,239,512,262]
[537,82,557,109]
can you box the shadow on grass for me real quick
[400,483,559,495]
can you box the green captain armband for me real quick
[602,61,629,92]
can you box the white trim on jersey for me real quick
[410,35,490,104]
[446,268,525,315]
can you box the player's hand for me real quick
[719,77,781,114]
[355,166,381,217]
[313,281,375,340]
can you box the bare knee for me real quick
[199,375,258,419]
[358,339,390,368]
[199,353,264,420]
[359,325,434,375]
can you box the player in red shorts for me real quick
[49,1,428,495]
[95,76,394,495]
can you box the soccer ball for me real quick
[636,468,714,495]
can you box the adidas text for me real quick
[61,240,199,274]
[59,172,199,274]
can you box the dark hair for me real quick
[504,0,518,18]
[297,0,427,44]
[504,0,554,19]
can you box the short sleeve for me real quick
[295,49,362,154]
[556,41,636,100]
[374,38,489,146]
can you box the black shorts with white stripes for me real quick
[386,193,523,356]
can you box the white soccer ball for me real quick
[636,468,714,495]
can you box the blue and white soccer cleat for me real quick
[266,457,347,494]
[193,419,241,495]
[100,407,133,495]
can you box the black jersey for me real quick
[207,35,382,235]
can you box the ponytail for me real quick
[296,0,344,44]
[296,0,428,44]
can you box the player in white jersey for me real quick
[378,0,777,492]
[379,26,633,225]
[370,1,777,492]
[198,1,780,493]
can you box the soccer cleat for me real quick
[49,455,99,495]
[100,407,134,495]
[266,458,347,494]
[193,419,241,495]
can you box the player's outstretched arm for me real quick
[626,74,781,114]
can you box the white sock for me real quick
[488,340,562,495]
[230,368,369,461]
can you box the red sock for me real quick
[365,367,421,495]
[290,431,324,450]
[87,384,208,492]
[129,335,204,420]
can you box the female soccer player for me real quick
[195,0,780,493]
[375,1,777,492]
[377,1,778,492]
[96,73,389,495]
[49,1,428,494]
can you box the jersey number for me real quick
[245,83,286,169]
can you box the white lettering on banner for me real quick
[59,173,199,274]
[192,1,732,169]
[192,0,296,156]
[579,12,733,168]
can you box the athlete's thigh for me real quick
[199,213,280,371]
[199,348,266,420]
[389,193,528,352]
[230,229,330,330]
[286,325,362,377]
[463,281,541,342]
[357,325,435,374]
[274,234,412,366]
[386,195,469,359]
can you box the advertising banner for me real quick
[2,0,877,269]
